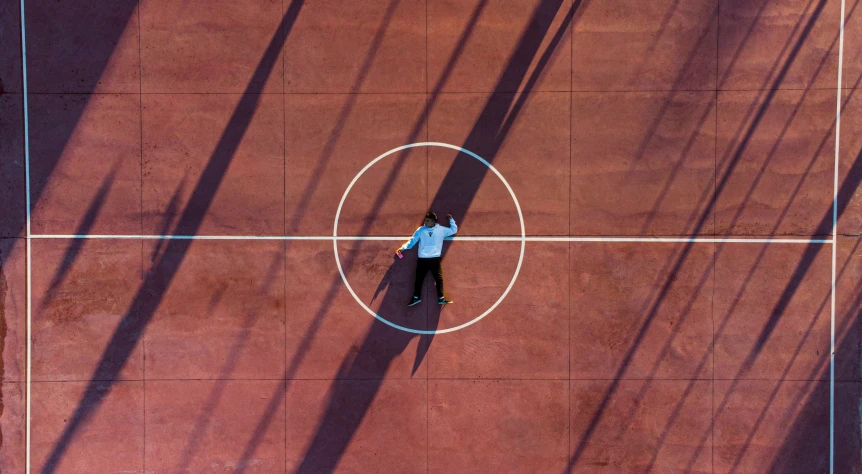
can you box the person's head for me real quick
[424,212,437,228]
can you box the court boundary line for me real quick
[831,0,846,472]
[15,3,847,472]
[19,0,32,471]
[29,234,833,244]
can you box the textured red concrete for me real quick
[285,379,426,473]
[833,382,862,473]
[142,240,285,380]
[10,0,861,471]
[835,236,862,382]
[0,383,25,473]
[428,242,567,379]
[0,96,26,238]
[426,146,522,237]
[0,0,22,95]
[29,94,142,235]
[284,93,428,236]
[427,0,572,93]
[429,379,568,473]
[838,89,862,235]
[30,239,143,381]
[428,92,570,236]
[717,0,842,91]
[0,242,25,469]
[0,1,24,239]
[142,93,285,236]
[846,2,862,86]
[571,91,716,236]
[571,242,714,380]
[571,0,718,91]
[146,379,286,472]
[139,0,283,93]
[714,89,835,236]
[285,240,428,379]
[30,381,144,473]
[0,240,26,383]
[713,242,831,380]
[24,0,140,93]
[712,380,828,473]
[570,379,713,473]
[284,0,426,93]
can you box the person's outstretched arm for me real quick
[396,228,421,256]
[444,214,457,236]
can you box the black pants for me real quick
[414,257,444,299]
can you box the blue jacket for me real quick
[400,218,458,258]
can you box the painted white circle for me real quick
[333,142,526,334]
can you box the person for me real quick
[396,212,457,306]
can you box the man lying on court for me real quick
[396,212,457,306]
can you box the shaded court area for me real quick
[1,0,862,472]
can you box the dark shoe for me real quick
[407,296,421,307]
[438,296,453,304]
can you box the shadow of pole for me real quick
[640,0,827,236]
[648,3,862,465]
[165,0,407,468]
[688,146,862,472]
[38,159,122,306]
[286,1,581,472]
[229,0,498,463]
[642,33,862,471]
[37,1,305,471]
[766,250,862,474]
[173,252,283,472]
[2,0,139,266]
[230,0,580,469]
[565,0,834,470]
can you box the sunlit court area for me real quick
[1,0,862,472]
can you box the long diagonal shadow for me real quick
[226,0,572,465]
[766,248,862,473]
[227,0,583,471]
[636,15,862,468]
[564,0,785,351]
[649,84,858,471]
[555,3,776,458]
[39,159,122,307]
[293,2,580,472]
[684,146,862,473]
[229,1,499,468]
[682,97,853,473]
[38,1,305,471]
[762,87,862,473]
[20,0,852,470]
[638,30,862,471]
[169,0,404,467]
[652,18,862,474]
[676,17,861,474]
[174,252,283,472]
[565,0,835,469]
[2,0,140,256]
[641,0,810,236]
[635,0,839,237]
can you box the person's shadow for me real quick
[369,257,396,305]
[293,234,448,472]
[370,248,447,373]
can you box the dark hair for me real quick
[425,212,437,222]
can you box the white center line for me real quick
[29,234,833,244]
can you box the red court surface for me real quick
[1,0,862,472]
